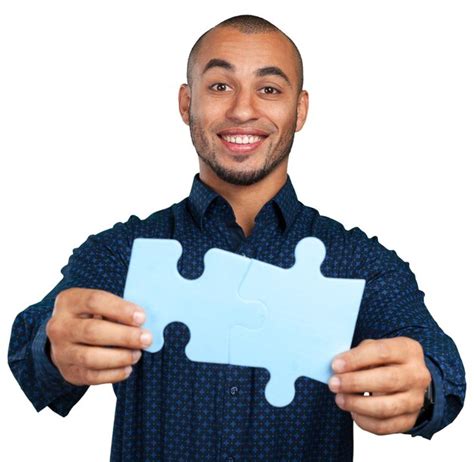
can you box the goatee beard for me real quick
[195,148,291,186]
[189,113,295,186]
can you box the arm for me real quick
[8,277,88,416]
[8,220,143,416]
[328,227,466,439]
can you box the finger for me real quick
[59,288,146,327]
[74,365,135,385]
[71,318,152,349]
[351,411,419,435]
[332,338,414,373]
[329,364,412,394]
[69,345,142,370]
[335,391,423,419]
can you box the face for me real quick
[179,27,309,186]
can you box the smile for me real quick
[221,134,265,144]
[217,132,268,154]
[218,135,266,154]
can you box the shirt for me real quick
[8,173,466,461]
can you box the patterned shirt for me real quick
[8,173,466,461]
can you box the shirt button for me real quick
[227,457,234,462]
[230,386,239,396]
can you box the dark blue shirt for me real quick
[8,173,466,461]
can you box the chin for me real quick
[214,165,271,186]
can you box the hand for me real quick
[46,288,152,386]
[328,337,432,435]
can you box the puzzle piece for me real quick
[230,237,366,407]
[122,237,365,407]
[122,238,266,364]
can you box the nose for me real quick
[225,87,259,123]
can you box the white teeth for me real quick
[222,134,264,144]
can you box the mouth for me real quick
[217,130,269,154]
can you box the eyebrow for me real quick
[202,58,292,87]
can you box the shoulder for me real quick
[93,204,177,241]
[303,205,375,255]
[68,204,177,263]
[301,205,409,277]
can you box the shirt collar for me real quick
[187,173,301,233]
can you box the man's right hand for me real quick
[46,288,152,386]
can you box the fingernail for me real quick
[132,350,142,363]
[133,311,146,325]
[140,331,152,347]
[124,366,133,375]
[329,376,341,392]
[335,394,345,407]
[332,358,346,372]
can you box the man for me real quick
[8,14,465,461]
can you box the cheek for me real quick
[258,102,297,129]
[191,94,226,119]
[192,106,224,134]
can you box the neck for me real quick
[198,160,288,237]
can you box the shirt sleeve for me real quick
[402,355,445,438]
[8,219,133,417]
[348,227,466,440]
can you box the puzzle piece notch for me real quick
[123,238,267,365]
[231,236,366,407]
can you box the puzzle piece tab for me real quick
[123,238,266,364]
[230,237,366,407]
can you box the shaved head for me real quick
[186,15,304,94]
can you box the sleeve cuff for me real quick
[404,355,446,439]
[32,316,86,393]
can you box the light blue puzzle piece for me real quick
[123,237,365,408]
[230,237,365,407]
[122,238,267,364]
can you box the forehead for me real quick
[195,27,298,82]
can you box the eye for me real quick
[209,83,231,92]
[260,86,281,95]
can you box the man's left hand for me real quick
[329,337,432,435]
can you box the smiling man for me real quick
[179,21,309,236]
[8,15,466,462]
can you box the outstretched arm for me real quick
[333,227,466,439]
[8,219,138,416]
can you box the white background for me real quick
[1,1,472,460]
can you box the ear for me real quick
[295,90,309,132]
[178,84,191,125]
